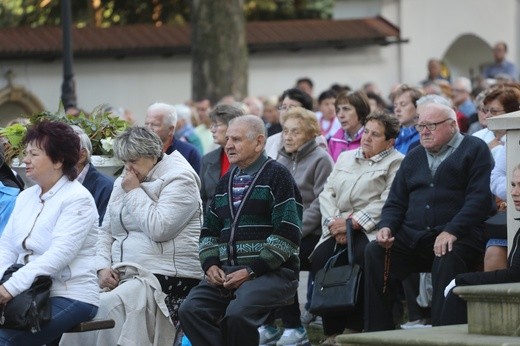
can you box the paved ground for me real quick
[298,271,310,311]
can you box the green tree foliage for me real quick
[0,0,333,28]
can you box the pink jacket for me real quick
[328,128,363,162]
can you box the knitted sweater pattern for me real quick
[200,160,303,276]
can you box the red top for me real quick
[220,149,230,177]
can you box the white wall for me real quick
[2,44,401,125]
[395,0,518,84]
[1,0,518,125]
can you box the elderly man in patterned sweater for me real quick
[179,115,303,346]
[364,102,494,331]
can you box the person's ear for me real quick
[78,148,88,164]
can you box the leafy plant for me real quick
[0,105,130,163]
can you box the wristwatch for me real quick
[246,267,256,280]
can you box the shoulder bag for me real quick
[309,219,362,315]
[0,264,52,333]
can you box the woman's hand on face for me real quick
[328,217,347,237]
[121,169,140,192]
[98,268,120,290]
[0,285,13,305]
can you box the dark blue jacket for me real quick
[380,135,494,248]
[83,164,114,225]
[166,137,201,174]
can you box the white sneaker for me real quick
[258,325,283,346]
[400,319,432,329]
[276,327,310,346]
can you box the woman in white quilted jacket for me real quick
[64,126,203,345]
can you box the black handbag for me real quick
[483,211,507,240]
[0,264,52,333]
[309,219,362,315]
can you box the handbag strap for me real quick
[346,218,354,265]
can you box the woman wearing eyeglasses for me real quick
[471,84,520,159]
[200,104,245,212]
[473,83,520,273]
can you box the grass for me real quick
[307,323,325,345]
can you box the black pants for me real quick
[364,232,484,331]
[179,266,298,346]
[310,232,369,335]
[439,290,468,325]
[402,273,431,322]
[264,234,320,328]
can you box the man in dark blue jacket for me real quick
[145,102,201,174]
[73,126,114,226]
[364,102,494,331]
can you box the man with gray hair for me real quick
[72,125,114,225]
[173,103,204,155]
[145,102,201,174]
[451,77,476,119]
[179,115,303,346]
[364,102,494,331]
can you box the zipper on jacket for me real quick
[22,199,45,264]
[119,212,130,263]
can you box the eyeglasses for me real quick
[210,123,226,130]
[283,129,303,137]
[479,107,505,116]
[278,105,296,111]
[415,118,452,132]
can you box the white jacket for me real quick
[0,176,99,306]
[60,262,174,346]
[96,152,204,280]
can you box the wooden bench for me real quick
[67,319,115,333]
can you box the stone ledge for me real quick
[455,283,520,336]
[337,324,520,346]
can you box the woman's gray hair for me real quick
[113,126,163,161]
[209,103,246,125]
[70,125,93,162]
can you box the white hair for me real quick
[70,125,92,161]
[147,102,177,127]
[416,94,453,108]
[173,104,192,124]
[454,77,472,93]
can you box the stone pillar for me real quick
[487,110,520,247]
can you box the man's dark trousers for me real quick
[364,231,484,331]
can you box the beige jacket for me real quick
[316,147,403,249]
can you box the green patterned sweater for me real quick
[200,159,303,277]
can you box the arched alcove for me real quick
[442,34,492,82]
[0,85,45,127]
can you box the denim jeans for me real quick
[0,296,98,346]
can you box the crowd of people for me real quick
[0,40,519,346]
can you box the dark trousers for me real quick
[179,267,298,346]
[310,232,369,335]
[364,232,484,331]
[402,273,431,321]
[439,290,468,325]
[264,234,320,328]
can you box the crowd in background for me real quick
[0,40,519,346]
